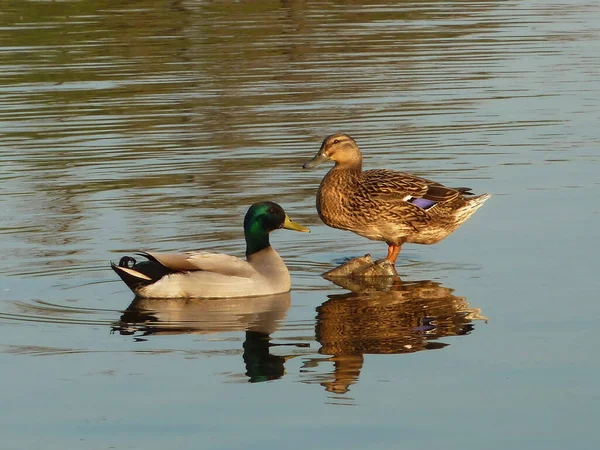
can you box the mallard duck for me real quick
[302,133,490,266]
[111,202,310,298]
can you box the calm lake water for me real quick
[1,0,599,449]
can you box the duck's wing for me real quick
[353,169,474,231]
[141,251,256,278]
[361,169,463,203]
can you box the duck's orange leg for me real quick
[386,244,402,264]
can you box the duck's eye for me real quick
[332,139,340,145]
[268,208,276,215]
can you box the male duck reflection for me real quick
[303,133,491,270]
[112,293,304,383]
[111,202,310,298]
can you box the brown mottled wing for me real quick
[353,169,466,232]
[386,200,432,232]
[361,169,461,203]
[346,171,421,231]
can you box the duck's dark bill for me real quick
[302,152,330,169]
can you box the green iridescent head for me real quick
[243,202,310,256]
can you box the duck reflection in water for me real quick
[112,293,305,383]
[304,257,487,395]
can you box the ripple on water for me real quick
[0,275,487,401]
[0,0,598,435]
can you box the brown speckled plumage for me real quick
[303,133,490,263]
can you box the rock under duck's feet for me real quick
[322,255,400,293]
[322,254,375,279]
[356,258,397,277]
[322,254,398,279]
[324,274,396,292]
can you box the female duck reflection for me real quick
[303,266,488,396]
[112,292,307,383]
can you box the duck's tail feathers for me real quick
[111,262,154,291]
[453,187,475,195]
[470,192,492,207]
[456,193,491,223]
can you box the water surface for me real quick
[1,1,599,449]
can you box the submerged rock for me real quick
[357,258,396,277]
[322,255,399,292]
[324,275,397,292]
[322,254,375,279]
[323,254,397,279]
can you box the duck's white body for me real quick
[114,248,292,299]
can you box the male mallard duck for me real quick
[111,202,310,298]
[303,133,490,266]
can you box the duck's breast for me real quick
[316,170,359,228]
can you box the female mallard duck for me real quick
[111,202,310,298]
[303,133,490,266]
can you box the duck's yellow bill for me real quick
[283,215,310,233]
